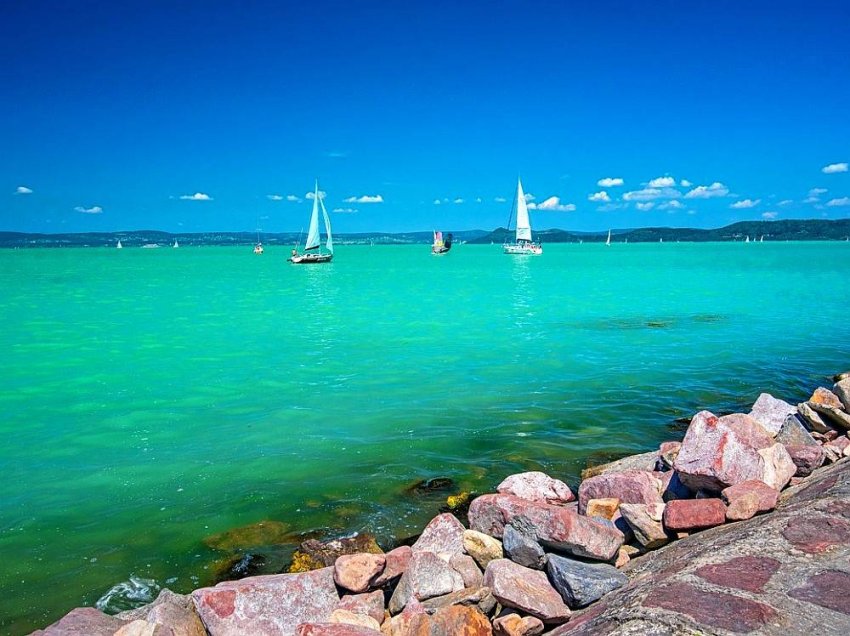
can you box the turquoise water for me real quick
[0,242,848,632]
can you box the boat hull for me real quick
[289,253,333,264]
[431,246,451,255]
[503,243,542,255]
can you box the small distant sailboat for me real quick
[289,180,334,264]
[503,178,542,255]
[605,230,611,246]
[745,235,750,243]
[253,228,264,254]
[659,237,663,243]
[172,240,179,248]
[431,230,453,255]
[759,235,764,243]
[116,239,123,249]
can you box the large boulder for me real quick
[34,607,130,635]
[387,551,464,614]
[748,393,797,437]
[577,471,662,514]
[462,530,503,570]
[674,411,796,492]
[191,568,339,636]
[405,604,493,635]
[581,451,660,480]
[469,493,623,561]
[617,503,668,549]
[334,553,387,594]
[502,515,546,570]
[785,444,826,477]
[775,414,818,447]
[834,378,850,411]
[116,588,206,636]
[483,559,571,624]
[546,554,628,609]
[371,545,411,587]
[337,591,385,626]
[411,513,465,558]
[496,471,575,505]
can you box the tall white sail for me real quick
[304,181,321,251]
[320,195,333,254]
[515,179,532,242]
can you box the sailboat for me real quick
[605,230,611,246]
[253,227,264,254]
[503,178,542,255]
[431,230,453,255]
[173,240,179,248]
[288,180,334,264]
[116,239,123,249]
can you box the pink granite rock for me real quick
[578,470,663,514]
[410,513,465,558]
[296,624,381,635]
[36,607,130,635]
[493,612,545,636]
[809,387,844,409]
[483,558,571,624]
[379,599,426,636]
[785,444,826,477]
[663,498,727,532]
[191,568,339,636]
[468,493,623,561]
[674,411,796,492]
[497,471,575,505]
[724,491,760,521]
[618,503,669,549]
[658,441,681,469]
[449,553,483,588]
[337,590,385,625]
[747,393,796,437]
[834,378,850,411]
[334,553,386,593]
[720,480,779,517]
[406,604,493,635]
[387,551,464,614]
[371,545,411,587]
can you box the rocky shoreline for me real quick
[34,372,850,635]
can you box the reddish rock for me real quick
[781,515,850,554]
[387,551,464,614]
[643,582,777,633]
[372,546,411,587]
[497,471,575,505]
[674,411,796,492]
[658,441,681,469]
[191,568,339,636]
[747,393,796,437]
[115,589,205,636]
[449,553,483,588]
[334,553,387,593]
[36,607,130,635]
[584,498,619,520]
[834,378,850,411]
[725,491,760,521]
[694,556,781,593]
[411,513,465,558]
[577,470,662,515]
[809,387,844,409]
[492,612,544,636]
[788,570,850,616]
[720,480,779,517]
[406,604,493,635]
[379,599,427,636]
[785,444,826,477]
[337,590,385,625]
[662,498,726,532]
[483,559,570,623]
[297,624,381,635]
[468,493,623,561]
[419,586,496,615]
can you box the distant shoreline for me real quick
[1,218,849,248]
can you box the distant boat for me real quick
[760,235,764,243]
[431,230,453,255]
[289,180,333,264]
[172,240,179,248]
[745,235,750,243]
[116,239,122,249]
[254,228,264,254]
[659,237,663,243]
[605,230,611,246]
[503,178,542,255]
[141,243,160,249]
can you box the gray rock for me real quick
[503,515,546,570]
[834,378,850,411]
[581,451,660,480]
[808,401,850,430]
[546,554,628,609]
[387,551,464,614]
[797,402,834,434]
[748,393,797,437]
[775,413,818,447]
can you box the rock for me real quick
[387,551,464,614]
[809,387,844,409]
[468,493,623,561]
[585,498,619,520]
[674,411,796,492]
[449,553,483,588]
[658,442,681,469]
[337,591,385,625]
[405,604,493,635]
[329,609,382,631]
[419,585,495,614]
[546,554,628,609]
[296,535,383,570]
[659,470,692,502]
[496,471,575,505]
[825,436,850,457]
[297,624,381,636]
[834,378,850,410]
[785,444,826,477]
[663,498,727,532]
[334,553,387,593]
[581,450,660,480]
[379,600,426,636]
[212,552,267,583]
[577,470,662,514]
[404,477,455,496]
[462,530,503,570]
[483,559,570,623]
[808,401,850,430]
[747,393,796,437]
[798,402,833,433]
[720,480,779,515]
[618,503,669,549]
[833,371,850,382]
[775,413,818,447]
[371,546,411,587]
[203,520,294,552]
[191,568,339,636]
[113,620,170,636]
[492,613,545,636]
[36,607,130,635]
[502,515,546,570]
[724,491,760,521]
[116,588,205,636]
[411,513,465,558]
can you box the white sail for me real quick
[320,194,333,254]
[515,179,532,242]
[304,181,321,251]
[606,230,611,246]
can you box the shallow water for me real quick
[0,242,848,633]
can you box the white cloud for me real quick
[494,196,507,203]
[306,190,327,200]
[809,188,828,196]
[453,198,464,204]
[636,202,655,211]
[684,182,729,199]
[332,207,357,213]
[529,196,576,212]
[597,177,624,187]
[648,176,676,188]
[730,198,761,209]
[658,200,684,210]
[344,194,384,203]
[266,194,284,201]
[588,191,611,202]
[476,197,483,203]
[826,197,850,207]
[623,187,681,201]
[286,194,301,202]
[523,192,536,202]
[596,203,625,212]
[822,162,848,174]
[433,199,442,205]
[180,192,213,201]
[762,211,778,219]
[75,205,103,214]
[686,209,697,215]
[680,179,692,187]
[15,186,33,194]
[778,199,793,206]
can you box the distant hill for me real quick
[1,220,848,248]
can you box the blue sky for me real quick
[2,0,849,234]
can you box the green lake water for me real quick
[0,242,848,633]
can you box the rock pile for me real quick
[33,376,850,635]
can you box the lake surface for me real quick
[1,242,848,633]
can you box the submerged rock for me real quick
[293,534,383,571]
[213,552,267,583]
[203,519,294,552]
[404,477,455,496]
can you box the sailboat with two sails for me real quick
[289,180,334,264]
[503,178,542,255]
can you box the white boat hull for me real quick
[289,252,333,264]
[503,242,542,255]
